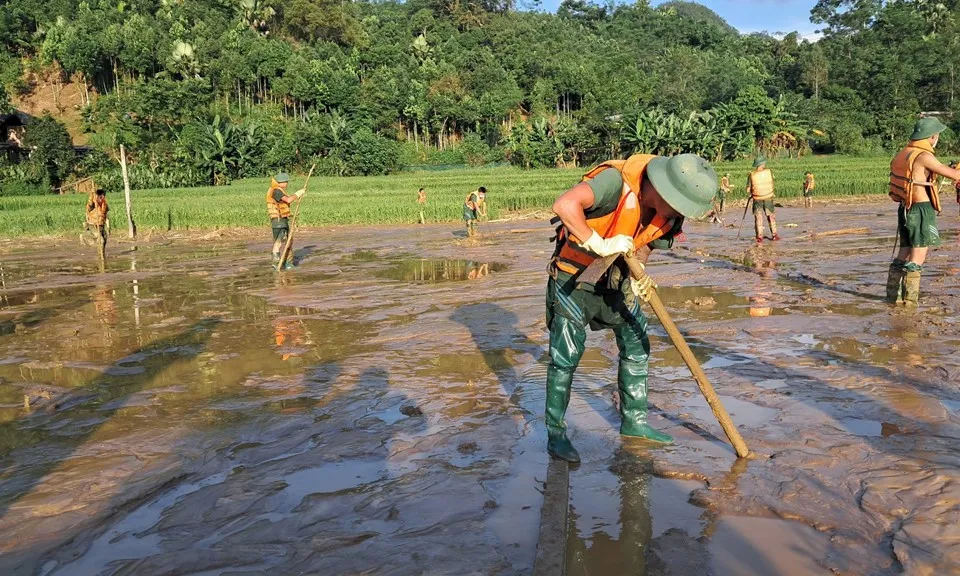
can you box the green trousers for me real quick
[545,272,672,460]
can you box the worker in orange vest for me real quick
[886,117,960,304]
[545,153,717,463]
[747,157,778,243]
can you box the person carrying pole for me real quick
[266,173,304,269]
[417,187,427,224]
[886,117,960,305]
[545,153,717,463]
[802,171,816,208]
[747,156,779,243]
[85,188,109,262]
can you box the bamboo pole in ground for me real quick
[119,145,135,239]
[624,254,751,459]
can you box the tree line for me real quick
[0,0,957,191]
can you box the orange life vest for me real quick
[266,183,292,220]
[720,176,731,192]
[889,141,941,212]
[804,174,815,191]
[86,198,109,226]
[553,155,676,277]
[749,168,774,201]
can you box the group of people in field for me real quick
[79,117,960,463]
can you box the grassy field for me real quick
[0,156,893,236]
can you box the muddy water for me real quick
[0,206,958,575]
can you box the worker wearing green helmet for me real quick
[546,153,718,463]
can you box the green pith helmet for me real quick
[646,154,717,220]
[752,156,767,168]
[275,172,290,183]
[910,117,948,141]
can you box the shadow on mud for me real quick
[0,318,221,521]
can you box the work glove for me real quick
[580,231,634,257]
[294,189,305,198]
[628,263,657,303]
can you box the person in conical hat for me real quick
[545,153,717,463]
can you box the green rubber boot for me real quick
[886,260,905,303]
[618,358,673,444]
[546,365,580,463]
[612,312,673,444]
[902,263,922,305]
[545,312,585,464]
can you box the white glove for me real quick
[580,231,634,257]
[629,264,657,303]
[294,189,305,198]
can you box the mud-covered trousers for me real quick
[545,271,661,442]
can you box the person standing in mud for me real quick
[714,173,731,222]
[266,173,304,269]
[463,186,486,237]
[417,187,427,224]
[84,189,109,261]
[747,157,778,243]
[802,171,815,208]
[886,118,960,305]
[545,153,717,463]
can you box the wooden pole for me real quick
[624,255,751,459]
[119,145,135,239]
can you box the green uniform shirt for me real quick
[586,168,683,250]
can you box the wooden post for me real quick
[119,145,135,239]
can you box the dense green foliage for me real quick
[0,0,959,189]
[0,157,891,236]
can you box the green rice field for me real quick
[0,156,894,236]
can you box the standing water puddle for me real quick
[376,258,508,283]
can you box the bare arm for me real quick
[552,181,596,242]
[916,153,960,181]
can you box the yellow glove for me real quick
[629,263,657,303]
[295,189,305,198]
[580,231,634,257]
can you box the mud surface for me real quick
[0,205,958,575]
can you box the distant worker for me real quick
[747,157,778,243]
[545,153,717,463]
[802,171,815,208]
[718,173,731,214]
[477,187,488,219]
[266,173,304,269]
[417,187,427,224]
[711,173,731,223]
[463,186,487,237]
[84,188,109,261]
[886,118,960,305]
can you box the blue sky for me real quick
[539,0,821,38]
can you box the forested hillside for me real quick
[0,0,958,190]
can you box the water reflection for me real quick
[378,259,507,283]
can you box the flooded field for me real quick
[0,203,958,575]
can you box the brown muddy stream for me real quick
[0,204,958,575]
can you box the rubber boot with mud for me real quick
[618,359,673,444]
[885,260,905,304]
[902,263,922,306]
[545,365,580,463]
